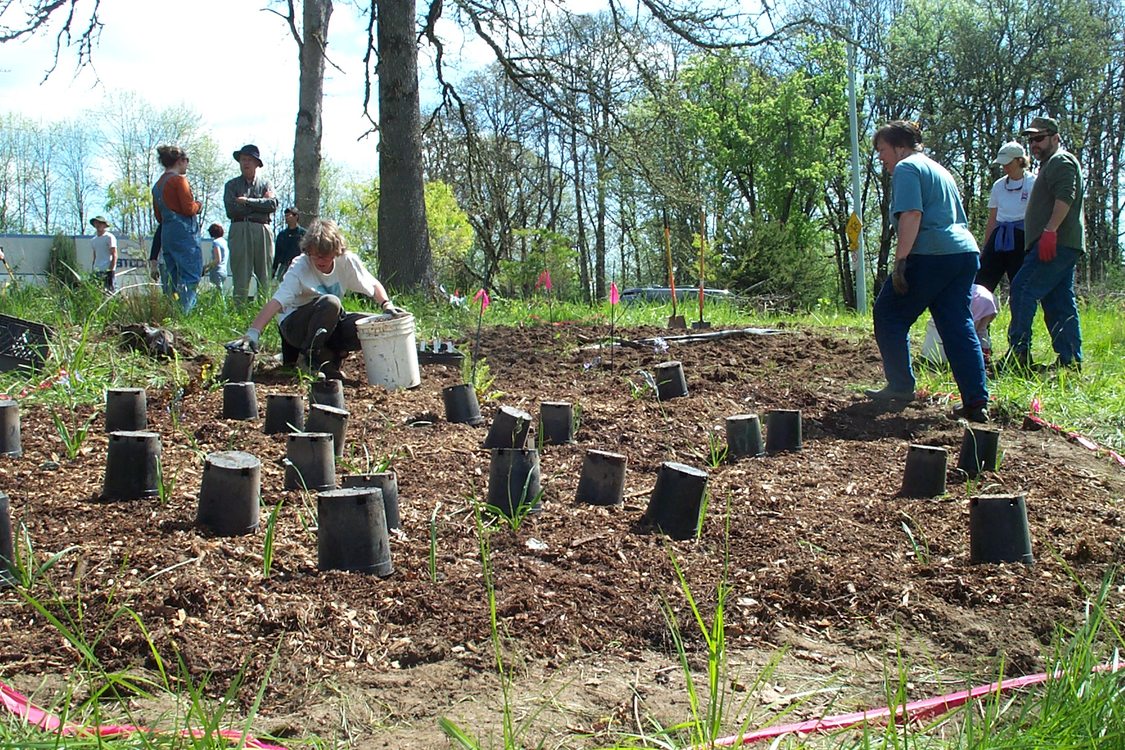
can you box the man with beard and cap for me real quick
[223,144,278,303]
[1001,116,1085,373]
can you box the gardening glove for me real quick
[1037,230,1057,262]
[381,299,409,318]
[891,259,909,295]
[225,327,260,353]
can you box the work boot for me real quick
[996,349,1033,375]
[319,353,348,381]
[864,385,916,402]
[952,404,989,423]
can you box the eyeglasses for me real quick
[1028,134,1051,144]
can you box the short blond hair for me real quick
[300,218,346,258]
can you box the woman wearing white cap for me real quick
[978,141,1036,291]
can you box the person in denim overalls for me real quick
[152,144,203,312]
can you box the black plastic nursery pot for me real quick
[900,444,948,498]
[219,348,255,383]
[196,451,261,536]
[969,494,1033,564]
[958,426,1001,477]
[284,432,336,491]
[765,409,802,453]
[317,487,393,576]
[538,401,575,446]
[222,382,259,421]
[487,448,542,517]
[725,414,764,459]
[104,388,147,433]
[442,383,483,425]
[0,399,20,458]
[654,361,688,400]
[340,471,401,530]
[306,404,349,457]
[644,461,708,540]
[483,405,533,449]
[0,491,13,586]
[310,378,346,411]
[102,431,162,500]
[575,449,627,506]
[263,394,304,434]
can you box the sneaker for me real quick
[864,385,915,402]
[952,404,989,423]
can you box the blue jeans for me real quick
[1007,242,1082,365]
[873,252,988,408]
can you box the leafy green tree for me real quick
[337,179,473,293]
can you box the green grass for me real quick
[911,301,1125,452]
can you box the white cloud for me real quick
[0,0,381,180]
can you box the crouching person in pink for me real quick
[228,219,407,380]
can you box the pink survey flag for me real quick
[473,288,491,311]
[609,281,619,305]
[536,269,553,291]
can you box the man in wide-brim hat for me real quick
[89,215,118,292]
[223,144,277,303]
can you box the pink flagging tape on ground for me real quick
[702,662,1122,748]
[1027,397,1125,469]
[0,679,288,750]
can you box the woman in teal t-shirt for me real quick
[866,120,989,423]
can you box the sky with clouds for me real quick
[0,1,496,181]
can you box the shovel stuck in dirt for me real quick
[663,219,686,329]
[691,212,711,330]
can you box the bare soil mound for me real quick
[2,323,1122,745]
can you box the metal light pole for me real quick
[847,28,867,314]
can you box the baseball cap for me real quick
[991,141,1026,166]
[1021,116,1059,137]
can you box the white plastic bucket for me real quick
[356,313,421,389]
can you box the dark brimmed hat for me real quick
[89,215,110,227]
[233,144,264,167]
[284,206,299,216]
[1021,116,1059,137]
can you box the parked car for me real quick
[618,286,732,304]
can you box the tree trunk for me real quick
[294,0,332,224]
[377,0,433,291]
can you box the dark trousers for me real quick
[278,295,364,365]
[976,226,1027,292]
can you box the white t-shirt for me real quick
[987,172,1036,223]
[273,252,378,322]
[91,233,117,272]
[922,285,998,363]
[212,237,230,275]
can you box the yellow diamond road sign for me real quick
[846,213,862,250]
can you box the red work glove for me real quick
[1038,230,1057,262]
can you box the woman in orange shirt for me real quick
[152,144,203,312]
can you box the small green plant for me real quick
[49,408,98,460]
[262,496,284,578]
[899,512,931,564]
[485,458,542,534]
[428,501,441,584]
[8,523,81,589]
[462,355,504,403]
[706,430,728,468]
[155,457,176,507]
